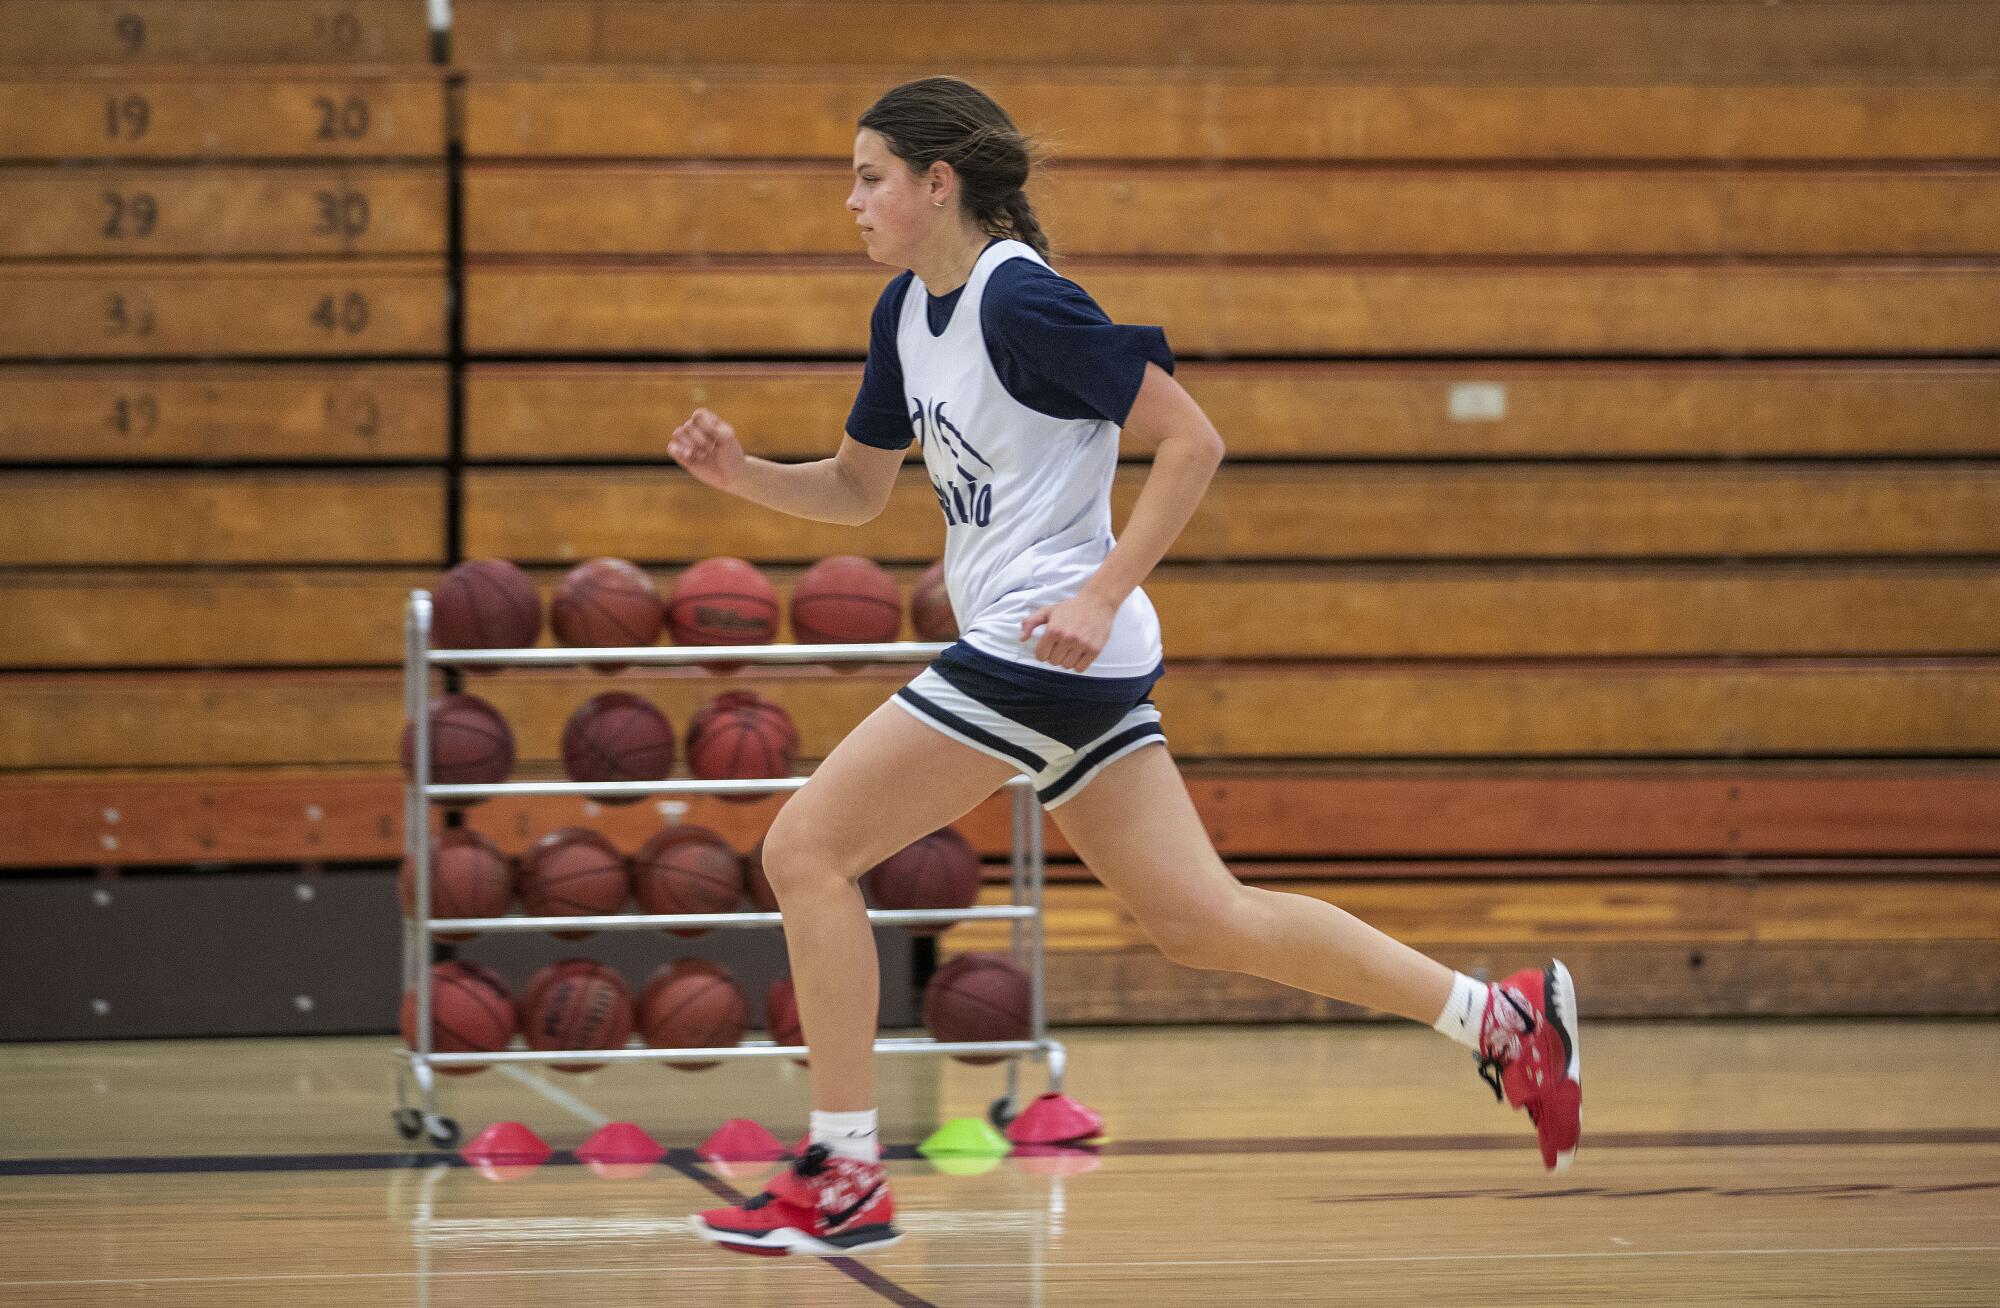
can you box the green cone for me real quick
[918,1116,1012,1158]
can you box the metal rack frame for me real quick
[394,589,1063,1147]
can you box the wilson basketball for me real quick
[910,559,956,641]
[522,956,603,1019]
[551,557,664,671]
[743,838,780,912]
[397,827,513,940]
[685,691,799,801]
[431,558,542,652]
[639,958,748,1071]
[401,961,516,1076]
[790,554,903,644]
[866,826,982,935]
[517,827,629,938]
[923,952,1031,1065]
[560,691,676,802]
[668,557,779,646]
[524,960,633,1073]
[440,958,512,1005]
[632,825,744,937]
[399,693,515,800]
[764,976,808,1066]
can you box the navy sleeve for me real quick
[844,272,917,450]
[980,259,1175,425]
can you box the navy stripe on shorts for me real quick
[893,642,1166,808]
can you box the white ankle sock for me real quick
[809,1108,880,1163]
[1432,971,1490,1052]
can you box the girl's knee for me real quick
[761,806,867,896]
[1145,886,1259,972]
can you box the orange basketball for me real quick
[909,559,956,641]
[431,558,542,652]
[522,956,603,1018]
[866,826,982,935]
[639,958,748,1071]
[743,838,781,913]
[764,975,808,1067]
[923,952,1031,1065]
[398,828,513,940]
[560,691,675,802]
[517,827,629,938]
[790,554,902,645]
[524,960,633,1073]
[401,962,517,1076]
[551,557,664,672]
[399,693,515,800]
[632,825,744,937]
[685,691,799,801]
[668,557,779,646]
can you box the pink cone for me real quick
[1003,1092,1104,1145]
[697,1118,788,1162]
[460,1120,553,1166]
[577,1122,665,1165]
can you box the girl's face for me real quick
[847,128,937,268]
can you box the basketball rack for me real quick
[393,588,1065,1148]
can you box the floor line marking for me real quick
[496,1065,611,1129]
[3,1244,1995,1289]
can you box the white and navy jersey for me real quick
[846,238,1174,680]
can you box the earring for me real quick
[933,199,946,208]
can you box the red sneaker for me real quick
[1475,959,1582,1173]
[690,1144,902,1257]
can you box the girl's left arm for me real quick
[1022,362,1225,670]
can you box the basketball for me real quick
[560,691,676,802]
[399,693,515,800]
[550,557,664,670]
[521,956,602,1018]
[632,825,744,937]
[866,826,982,934]
[431,558,542,652]
[743,838,780,912]
[910,559,956,641]
[524,960,633,1073]
[668,557,779,646]
[764,976,808,1066]
[401,961,517,1076]
[790,554,903,644]
[439,958,512,1005]
[685,691,799,800]
[517,827,629,938]
[923,952,1031,1065]
[639,958,748,1071]
[397,827,513,940]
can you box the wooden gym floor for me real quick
[1,1020,1996,1306]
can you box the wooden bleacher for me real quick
[2,2,1995,1025]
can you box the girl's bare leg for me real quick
[761,701,1018,1111]
[1049,743,1454,1023]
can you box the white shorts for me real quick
[891,648,1166,808]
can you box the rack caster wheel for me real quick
[988,1095,1018,1131]
[392,1107,423,1141]
[423,1115,461,1149]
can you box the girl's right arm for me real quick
[667,408,905,527]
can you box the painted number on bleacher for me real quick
[108,394,159,437]
[114,14,146,55]
[312,189,371,239]
[314,11,363,52]
[325,389,380,440]
[310,292,371,335]
[313,96,370,142]
[104,293,155,338]
[104,95,150,142]
[101,191,158,239]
